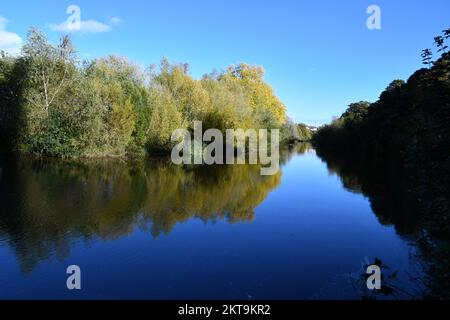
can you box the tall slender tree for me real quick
[421,48,433,68]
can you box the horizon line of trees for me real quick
[0,28,311,158]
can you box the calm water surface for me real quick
[0,144,425,299]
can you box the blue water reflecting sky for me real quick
[0,148,423,299]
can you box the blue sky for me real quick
[1,0,449,125]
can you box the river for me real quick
[0,144,426,299]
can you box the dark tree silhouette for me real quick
[443,28,450,40]
[421,48,433,68]
[434,36,448,54]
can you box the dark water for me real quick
[0,144,427,299]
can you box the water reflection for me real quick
[0,154,288,273]
[0,144,433,299]
[315,148,422,236]
[0,144,421,275]
[313,148,432,299]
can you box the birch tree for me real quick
[22,28,77,119]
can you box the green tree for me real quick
[220,63,287,128]
[281,118,299,143]
[19,29,86,156]
[297,123,312,141]
[146,86,184,152]
[150,58,210,127]
[85,56,140,156]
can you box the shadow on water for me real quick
[314,148,423,236]
[314,147,447,299]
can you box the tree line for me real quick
[313,29,450,239]
[0,28,310,158]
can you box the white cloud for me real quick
[0,16,22,55]
[108,17,122,27]
[48,16,122,34]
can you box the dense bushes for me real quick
[312,101,370,149]
[0,28,291,157]
[280,120,313,143]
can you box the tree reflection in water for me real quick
[314,147,434,298]
[0,151,292,273]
